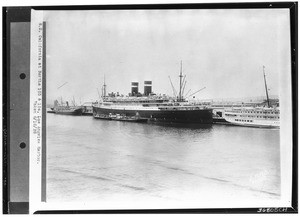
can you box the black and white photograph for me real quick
[3,2,297,214]
[42,6,293,208]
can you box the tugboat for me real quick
[110,113,148,123]
[94,113,112,120]
[223,66,280,128]
[93,62,213,124]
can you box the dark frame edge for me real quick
[2,6,9,215]
[29,1,299,10]
[2,2,298,214]
[290,1,298,213]
[34,1,298,215]
[3,6,31,214]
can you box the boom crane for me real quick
[187,87,206,98]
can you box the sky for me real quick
[43,9,290,104]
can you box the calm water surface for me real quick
[47,114,280,205]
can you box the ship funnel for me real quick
[144,81,152,96]
[131,82,139,96]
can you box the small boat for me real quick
[93,113,112,120]
[110,113,148,123]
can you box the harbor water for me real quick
[47,114,280,207]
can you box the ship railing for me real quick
[158,106,206,110]
[103,96,171,102]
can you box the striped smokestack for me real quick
[131,82,139,96]
[144,81,152,96]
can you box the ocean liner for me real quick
[93,63,213,124]
[223,66,280,128]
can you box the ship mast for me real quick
[103,75,107,98]
[179,60,183,102]
[72,96,76,106]
[263,66,270,107]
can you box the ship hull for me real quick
[93,106,213,124]
[82,112,93,116]
[223,108,280,128]
[47,108,55,114]
[111,117,148,123]
[213,117,230,124]
[223,118,280,128]
[54,108,83,116]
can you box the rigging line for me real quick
[168,76,177,98]
[182,80,187,97]
[97,88,101,99]
[187,87,206,98]
[184,89,191,98]
[57,82,68,89]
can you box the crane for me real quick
[186,87,206,98]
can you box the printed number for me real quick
[258,208,288,213]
